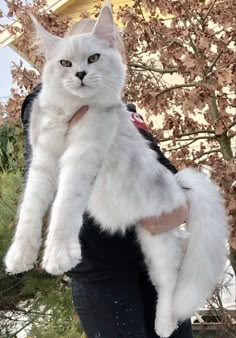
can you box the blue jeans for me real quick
[71,268,193,338]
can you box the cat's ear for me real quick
[30,14,61,59]
[92,2,115,47]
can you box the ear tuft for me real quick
[92,2,115,47]
[29,13,61,59]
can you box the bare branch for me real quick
[188,33,204,58]
[171,135,216,142]
[177,0,201,25]
[176,1,204,57]
[208,28,224,38]
[229,132,236,139]
[159,129,215,142]
[8,321,33,338]
[193,149,221,161]
[208,39,233,73]
[164,135,216,151]
[208,50,224,73]
[0,279,22,295]
[13,306,53,317]
[156,31,185,47]
[156,82,204,97]
[128,62,178,74]
[226,120,236,130]
[137,0,146,22]
[166,139,201,152]
[202,0,218,23]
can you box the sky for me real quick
[0,0,30,104]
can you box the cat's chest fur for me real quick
[85,107,184,233]
[31,101,184,233]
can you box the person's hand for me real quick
[140,203,188,234]
[68,105,89,128]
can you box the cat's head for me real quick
[31,3,125,105]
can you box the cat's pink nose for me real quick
[75,71,87,80]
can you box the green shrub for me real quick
[0,122,24,172]
[0,172,84,337]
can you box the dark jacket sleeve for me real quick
[139,128,177,174]
[126,104,177,174]
[21,84,42,174]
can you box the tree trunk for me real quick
[208,93,235,274]
[230,247,236,276]
[216,132,234,160]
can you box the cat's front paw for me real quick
[5,237,40,274]
[42,239,82,275]
[155,313,178,338]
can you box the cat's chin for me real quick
[67,86,97,100]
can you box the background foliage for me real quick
[0,0,235,337]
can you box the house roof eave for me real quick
[0,0,73,47]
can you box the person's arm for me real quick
[127,105,188,234]
[139,204,188,233]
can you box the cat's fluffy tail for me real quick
[174,168,228,321]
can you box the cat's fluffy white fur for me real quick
[5,4,228,337]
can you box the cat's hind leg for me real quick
[137,226,183,338]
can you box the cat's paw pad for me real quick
[5,238,40,274]
[42,239,82,275]
[155,315,178,338]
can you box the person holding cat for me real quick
[20,17,192,338]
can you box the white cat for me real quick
[5,3,228,337]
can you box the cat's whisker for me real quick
[104,76,124,85]
[102,84,117,98]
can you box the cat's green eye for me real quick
[60,60,72,67]
[88,53,100,64]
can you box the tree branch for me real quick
[227,120,236,130]
[159,129,215,142]
[229,132,236,139]
[128,62,178,74]
[171,135,216,142]
[208,39,233,73]
[208,28,224,38]
[8,320,33,338]
[165,135,216,152]
[208,50,224,73]
[176,1,204,56]
[193,149,221,161]
[177,0,199,25]
[137,0,146,21]
[156,82,203,97]
[0,279,22,295]
[156,31,185,48]
[208,91,219,123]
[166,139,201,152]
[202,0,218,23]
[189,36,201,57]
[13,306,53,317]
